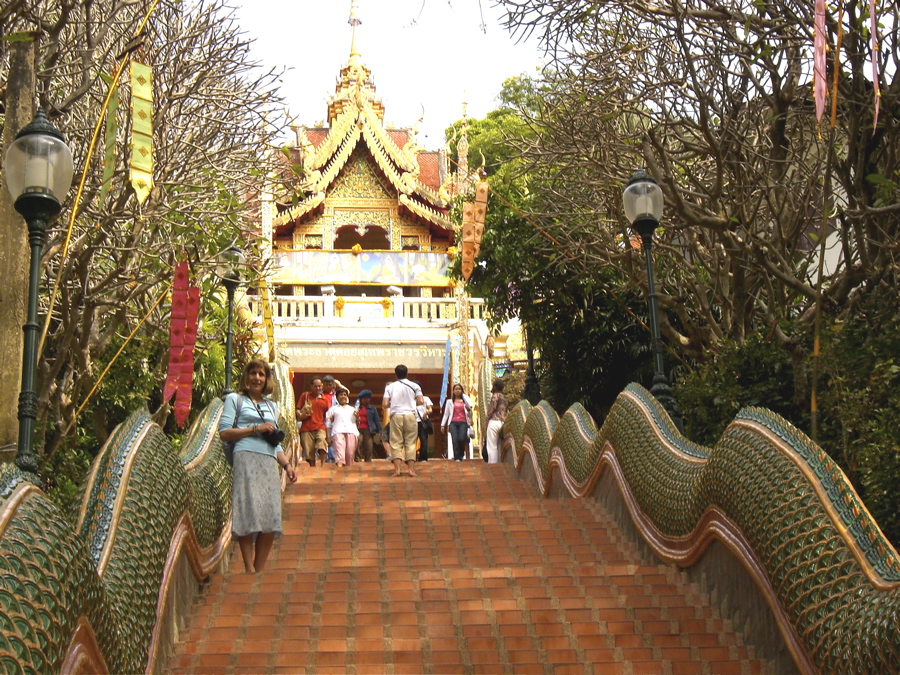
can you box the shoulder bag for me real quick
[296,393,313,422]
[402,381,433,435]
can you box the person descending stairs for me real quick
[169,460,766,674]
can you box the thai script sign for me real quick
[281,342,446,370]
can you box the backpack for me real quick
[222,394,243,466]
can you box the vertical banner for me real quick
[164,262,198,427]
[98,72,119,208]
[813,0,827,126]
[259,278,276,362]
[450,335,461,396]
[869,0,881,129]
[129,60,153,204]
[163,262,188,402]
[175,286,200,426]
[439,336,451,408]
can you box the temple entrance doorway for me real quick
[291,369,448,459]
[333,225,390,250]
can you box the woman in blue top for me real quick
[219,358,297,573]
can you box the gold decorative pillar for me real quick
[456,281,471,393]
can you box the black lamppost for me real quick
[3,109,75,473]
[216,245,247,397]
[624,170,684,431]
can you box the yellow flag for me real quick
[130,61,153,99]
[98,72,119,208]
[130,60,154,204]
[132,97,153,136]
[130,134,152,172]
[131,169,153,205]
[259,278,276,362]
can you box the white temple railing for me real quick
[246,295,485,323]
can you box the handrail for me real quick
[501,385,900,675]
[245,295,486,322]
[0,368,297,674]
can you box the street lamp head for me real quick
[5,109,75,214]
[216,245,247,287]
[623,170,664,232]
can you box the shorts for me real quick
[300,429,327,458]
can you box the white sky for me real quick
[230,0,545,149]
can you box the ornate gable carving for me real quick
[329,148,395,201]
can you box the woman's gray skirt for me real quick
[232,450,283,538]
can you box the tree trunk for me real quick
[0,38,35,459]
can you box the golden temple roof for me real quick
[273,4,451,231]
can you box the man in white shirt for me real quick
[382,364,424,477]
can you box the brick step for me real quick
[170,460,766,674]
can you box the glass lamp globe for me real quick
[216,246,246,283]
[623,170,664,225]
[4,109,75,203]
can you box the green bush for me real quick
[816,294,900,546]
[677,331,801,447]
[676,296,900,548]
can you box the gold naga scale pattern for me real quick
[0,364,298,675]
[502,382,900,675]
[1,372,898,672]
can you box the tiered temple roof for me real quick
[272,5,451,235]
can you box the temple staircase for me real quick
[168,460,766,675]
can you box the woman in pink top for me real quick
[325,389,359,466]
[440,383,473,461]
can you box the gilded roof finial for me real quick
[348,0,362,67]
[457,96,470,179]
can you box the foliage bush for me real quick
[676,297,900,548]
[816,293,900,547]
[677,331,802,447]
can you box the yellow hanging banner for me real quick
[131,169,153,204]
[130,133,152,172]
[132,97,153,136]
[258,278,276,362]
[130,60,153,99]
[130,60,153,204]
[98,72,119,208]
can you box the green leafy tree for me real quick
[1,0,281,482]
[494,0,900,541]
[447,77,653,420]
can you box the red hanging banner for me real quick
[166,261,199,426]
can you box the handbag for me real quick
[222,395,244,466]
[296,396,313,420]
[400,379,433,435]
[467,426,476,439]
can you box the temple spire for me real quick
[348,0,362,67]
[328,0,384,123]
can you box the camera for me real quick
[261,428,286,447]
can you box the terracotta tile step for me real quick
[169,461,767,674]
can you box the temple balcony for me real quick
[247,294,486,329]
